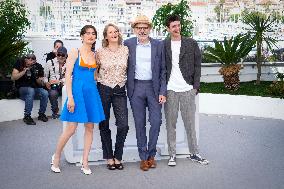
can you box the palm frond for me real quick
[204,34,253,65]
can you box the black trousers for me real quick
[97,83,129,161]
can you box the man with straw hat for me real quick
[124,15,167,171]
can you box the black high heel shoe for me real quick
[107,159,116,170]
[107,163,116,170]
[115,163,124,170]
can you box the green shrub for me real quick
[268,73,284,98]
[0,0,30,78]
[269,81,284,99]
[200,81,280,98]
[152,0,193,37]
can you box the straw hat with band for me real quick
[131,15,152,28]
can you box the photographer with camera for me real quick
[11,54,49,125]
[44,47,67,119]
[46,40,64,62]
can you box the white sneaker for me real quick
[168,155,176,166]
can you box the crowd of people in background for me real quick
[11,14,209,175]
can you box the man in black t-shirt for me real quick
[11,54,49,125]
[46,40,64,62]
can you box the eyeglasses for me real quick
[57,53,66,57]
[135,27,149,30]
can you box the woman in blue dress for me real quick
[50,25,105,175]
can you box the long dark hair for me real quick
[80,25,97,52]
[91,42,96,52]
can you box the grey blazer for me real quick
[124,37,167,99]
[164,36,201,90]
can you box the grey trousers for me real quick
[164,89,199,156]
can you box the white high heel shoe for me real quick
[51,154,61,173]
[80,158,92,175]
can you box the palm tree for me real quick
[242,11,278,85]
[204,34,253,91]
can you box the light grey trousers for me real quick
[164,89,199,156]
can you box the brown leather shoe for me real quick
[148,157,157,168]
[140,160,149,171]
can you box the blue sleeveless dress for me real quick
[60,53,105,123]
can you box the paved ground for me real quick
[0,114,283,189]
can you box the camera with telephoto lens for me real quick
[26,64,40,79]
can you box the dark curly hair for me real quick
[165,14,180,28]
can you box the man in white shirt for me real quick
[44,47,67,119]
[163,14,209,166]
